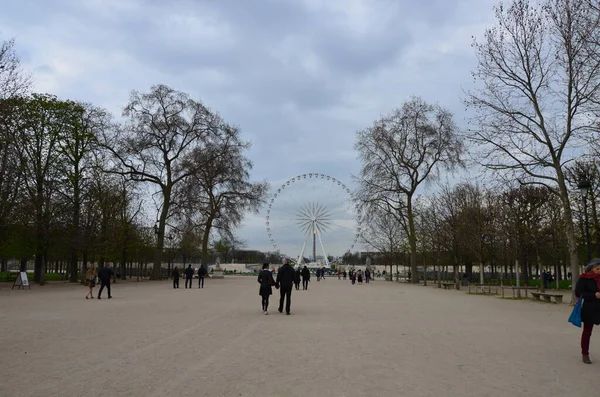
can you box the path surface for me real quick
[0,277,592,397]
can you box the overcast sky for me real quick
[2,0,498,258]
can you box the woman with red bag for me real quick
[575,258,600,364]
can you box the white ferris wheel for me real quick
[265,173,361,267]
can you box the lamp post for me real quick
[578,177,592,263]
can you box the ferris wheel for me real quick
[265,173,361,266]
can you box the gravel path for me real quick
[0,277,593,397]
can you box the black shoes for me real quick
[583,355,592,364]
[278,308,283,313]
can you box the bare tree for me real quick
[361,208,407,280]
[0,38,31,98]
[466,0,600,298]
[177,128,268,268]
[101,85,220,279]
[355,97,463,284]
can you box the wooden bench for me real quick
[530,292,563,304]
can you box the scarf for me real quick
[579,271,600,290]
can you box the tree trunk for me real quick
[201,218,214,269]
[557,170,580,302]
[590,189,600,258]
[406,198,418,284]
[152,186,172,280]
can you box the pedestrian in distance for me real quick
[172,266,180,289]
[301,265,311,290]
[258,263,276,314]
[294,267,301,290]
[85,263,97,299]
[276,258,295,315]
[198,265,207,288]
[576,258,600,364]
[97,263,114,299]
[184,264,194,289]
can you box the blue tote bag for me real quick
[568,298,583,328]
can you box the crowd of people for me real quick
[171,264,207,289]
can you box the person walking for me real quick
[301,265,311,290]
[276,258,295,315]
[576,258,600,364]
[258,263,276,314]
[85,263,97,299]
[198,265,207,288]
[184,264,194,289]
[172,266,180,289]
[365,268,371,283]
[294,267,301,290]
[97,263,113,299]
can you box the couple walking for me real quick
[85,263,113,299]
[258,258,295,315]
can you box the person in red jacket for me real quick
[576,258,600,364]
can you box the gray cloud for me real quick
[1,0,498,256]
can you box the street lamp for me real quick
[578,177,592,262]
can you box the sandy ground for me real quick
[0,276,593,397]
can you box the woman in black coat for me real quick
[258,263,276,315]
[575,258,600,364]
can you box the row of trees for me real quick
[355,0,600,298]
[0,40,268,283]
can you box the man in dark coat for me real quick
[301,265,311,290]
[294,268,301,290]
[172,266,180,289]
[184,265,194,289]
[198,265,207,288]
[276,258,295,315]
[97,263,114,299]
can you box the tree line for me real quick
[0,40,268,283]
[355,0,600,297]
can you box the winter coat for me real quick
[301,267,311,281]
[276,264,295,288]
[258,269,275,296]
[576,277,600,325]
[98,267,113,282]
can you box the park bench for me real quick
[530,292,563,304]
[441,282,454,290]
[500,286,539,298]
